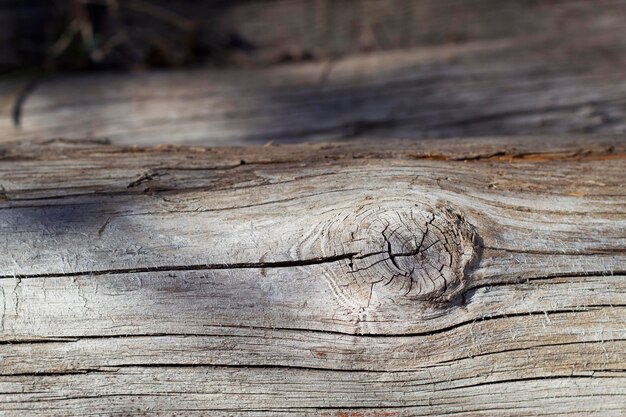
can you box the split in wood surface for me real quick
[0,135,624,415]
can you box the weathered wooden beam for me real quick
[3,0,626,147]
[0,136,624,415]
[6,28,626,147]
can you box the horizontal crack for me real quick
[0,244,416,280]
[437,374,623,393]
[0,369,115,377]
[0,306,623,342]
[482,245,626,256]
[432,339,626,367]
[4,338,626,376]
[463,270,626,297]
[0,253,362,280]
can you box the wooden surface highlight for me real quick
[0,136,624,415]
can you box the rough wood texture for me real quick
[6,32,626,146]
[3,0,626,146]
[0,136,625,415]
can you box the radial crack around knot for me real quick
[319,201,479,312]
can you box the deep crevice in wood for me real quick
[2,306,623,342]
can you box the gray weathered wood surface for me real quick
[3,0,626,146]
[0,135,625,415]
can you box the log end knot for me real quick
[321,200,479,312]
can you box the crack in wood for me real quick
[0,254,360,280]
[316,201,479,314]
[3,306,622,342]
[0,135,624,414]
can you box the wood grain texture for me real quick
[4,0,626,146]
[0,136,625,416]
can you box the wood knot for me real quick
[318,201,478,311]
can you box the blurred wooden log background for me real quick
[4,0,622,68]
[1,0,626,145]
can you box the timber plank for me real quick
[3,4,626,147]
[0,136,624,415]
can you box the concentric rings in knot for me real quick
[320,201,476,309]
